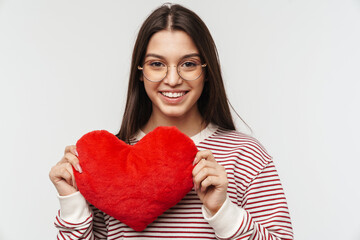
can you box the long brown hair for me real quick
[116,3,236,143]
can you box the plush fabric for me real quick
[74,126,197,231]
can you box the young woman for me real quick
[49,4,293,239]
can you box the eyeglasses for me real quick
[138,59,207,82]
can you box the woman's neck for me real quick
[142,110,206,137]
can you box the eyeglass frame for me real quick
[137,60,207,82]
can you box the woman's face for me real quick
[142,30,205,121]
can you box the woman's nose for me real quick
[163,66,183,86]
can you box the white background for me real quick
[1,0,359,239]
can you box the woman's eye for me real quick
[181,61,198,68]
[149,61,165,68]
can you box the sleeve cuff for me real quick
[58,191,91,223]
[202,197,247,238]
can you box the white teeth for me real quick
[161,92,186,98]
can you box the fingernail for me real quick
[74,149,79,157]
[193,157,198,165]
[76,164,83,173]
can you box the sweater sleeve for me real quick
[203,161,293,240]
[54,191,108,239]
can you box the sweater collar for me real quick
[134,123,218,146]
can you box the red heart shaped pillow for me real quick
[74,126,197,231]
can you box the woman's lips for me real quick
[159,91,189,104]
[160,91,187,98]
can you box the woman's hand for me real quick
[192,150,228,216]
[49,145,82,196]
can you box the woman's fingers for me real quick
[60,145,82,173]
[193,158,217,177]
[49,162,78,196]
[192,150,228,215]
[49,145,81,196]
[199,175,220,192]
[50,164,70,186]
[65,145,78,157]
[50,163,71,185]
[193,150,215,165]
[65,162,78,190]
[64,152,82,173]
[193,165,219,191]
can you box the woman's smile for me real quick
[159,90,189,104]
[159,91,188,98]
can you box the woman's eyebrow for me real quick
[144,53,201,59]
[182,53,201,59]
[144,53,165,59]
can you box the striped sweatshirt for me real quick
[54,124,293,239]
